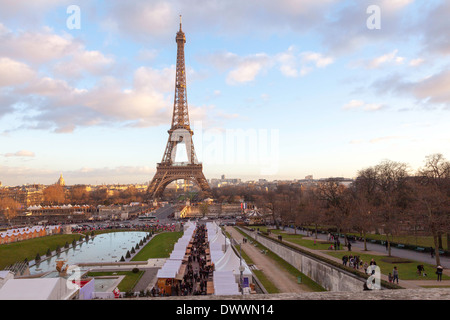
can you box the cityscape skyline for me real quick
[1,1,449,186]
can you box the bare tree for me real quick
[413,154,450,265]
[0,197,21,225]
[372,160,410,256]
[43,185,66,205]
[295,188,325,238]
[316,179,351,241]
[353,167,379,250]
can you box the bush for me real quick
[35,253,41,261]
[131,247,136,254]
[132,268,140,273]
[120,256,125,262]
[126,251,131,259]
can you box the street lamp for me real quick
[239,243,244,295]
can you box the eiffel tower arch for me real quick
[147,16,212,200]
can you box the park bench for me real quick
[397,244,405,248]
[370,239,377,243]
[416,247,425,252]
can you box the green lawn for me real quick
[254,225,448,251]
[0,234,84,269]
[86,271,144,292]
[325,251,450,281]
[348,233,448,250]
[250,227,337,250]
[252,270,280,294]
[131,231,183,260]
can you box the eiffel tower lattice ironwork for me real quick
[147,17,211,199]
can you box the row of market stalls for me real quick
[0,225,61,244]
[206,222,253,295]
[155,220,254,296]
[155,221,197,295]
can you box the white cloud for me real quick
[373,68,450,107]
[301,52,334,68]
[0,28,81,65]
[366,49,404,69]
[369,136,404,144]
[411,69,450,105]
[342,100,365,110]
[342,100,385,111]
[53,50,115,78]
[409,58,425,67]
[277,46,299,77]
[4,150,35,157]
[0,57,36,87]
[226,54,271,85]
[276,47,334,77]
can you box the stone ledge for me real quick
[122,288,450,300]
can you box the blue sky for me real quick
[0,0,449,186]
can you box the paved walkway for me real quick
[133,268,159,292]
[225,227,314,293]
[266,228,450,289]
[283,227,450,268]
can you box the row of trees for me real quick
[259,154,450,266]
[0,186,147,223]
[42,185,146,206]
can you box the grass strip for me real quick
[131,231,183,260]
[234,227,326,292]
[86,271,144,292]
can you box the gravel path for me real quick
[225,226,313,293]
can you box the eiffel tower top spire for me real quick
[172,14,189,132]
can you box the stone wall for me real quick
[239,228,367,292]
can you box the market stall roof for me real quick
[0,278,78,300]
[156,259,183,279]
[213,271,240,296]
[215,246,252,278]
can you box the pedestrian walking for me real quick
[363,261,369,274]
[392,266,399,284]
[430,247,434,258]
[347,242,352,251]
[385,241,388,251]
[436,265,444,281]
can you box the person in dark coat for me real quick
[436,265,444,281]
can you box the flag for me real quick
[113,287,120,298]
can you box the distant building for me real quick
[56,174,65,186]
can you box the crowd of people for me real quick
[151,223,214,297]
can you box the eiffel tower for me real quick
[147,16,212,199]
